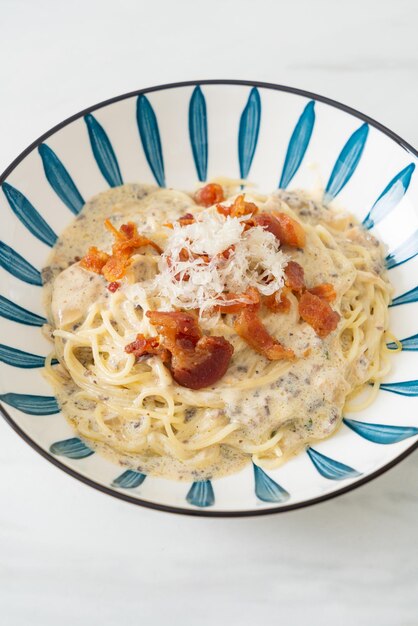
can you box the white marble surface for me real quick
[0,1,417,624]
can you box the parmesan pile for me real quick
[152,206,289,313]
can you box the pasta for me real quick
[42,182,394,480]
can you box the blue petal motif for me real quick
[38,144,84,214]
[186,480,215,507]
[2,183,57,247]
[0,295,46,326]
[387,333,418,351]
[343,417,418,444]
[136,95,165,187]
[0,393,59,415]
[0,241,42,285]
[189,86,208,182]
[379,380,418,397]
[279,100,315,189]
[50,437,94,459]
[238,87,261,180]
[323,123,369,204]
[390,285,418,307]
[362,163,415,229]
[112,469,147,489]
[84,114,123,187]
[386,230,418,269]
[0,344,48,368]
[306,447,362,480]
[253,464,290,503]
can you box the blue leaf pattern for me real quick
[0,393,59,415]
[112,469,147,489]
[186,480,215,507]
[50,437,94,459]
[2,183,57,247]
[0,241,42,285]
[0,295,46,326]
[390,285,418,307]
[38,144,84,214]
[84,114,123,187]
[362,163,415,229]
[279,100,315,188]
[343,418,418,444]
[136,95,165,187]
[253,464,290,503]
[386,230,418,269]
[0,344,48,368]
[324,123,369,204]
[387,333,418,351]
[379,380,418,397]
[307,447,362,480]
[189,86,208,182]
[238,87,261,180]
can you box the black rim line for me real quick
[0,79,416,517]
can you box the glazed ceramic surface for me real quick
[0,80,417,516]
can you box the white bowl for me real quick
[1,80,417,516]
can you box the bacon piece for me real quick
[146,310,234,389]
[147,311,202,349]
[309,283,336,302]
[299,292,340,338]
[214,287,260,314]
[80,220,161,282]
[195,183,224,207]
[234,302,295,360]
[170,336,234,389]
[178,213,195,226]
[262,262,304,314]
[220,245,235,260]
[164,213,195,229]
[107,281,120,293]
[263,290,291,313]
[284,261,305,292]
[101,220,162,282]
[217,194,258,218]
[79,247,109,274]
[253,212,306,248]
[125,334,162,357]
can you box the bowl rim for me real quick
[0,79,417,517]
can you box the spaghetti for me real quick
[43,183,394,480]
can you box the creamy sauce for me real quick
[43,184,390,481]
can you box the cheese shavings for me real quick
[152,207,289,314]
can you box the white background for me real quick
[0,1,417,624]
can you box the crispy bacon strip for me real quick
[217,194,258,218]
[125,334,166,358]
[80,247,110,274]
[234,300,295,361]
[299,292,340,338]
[212,286,260,314]
[80,220,162,283]
[262,262,304,314]
[284,261,305,292]
[308,283,336,302]
[263,290,291,313]
[252,212,306,248]
[146,311,234,389]
[164,213,195,229]
[178,213,195,226]
[195,183,225,207]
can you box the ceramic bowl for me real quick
[1,80,417,516]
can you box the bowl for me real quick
[1,80,417,516]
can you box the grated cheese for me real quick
[152,206,289,313]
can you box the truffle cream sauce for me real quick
[43,184,386,480]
